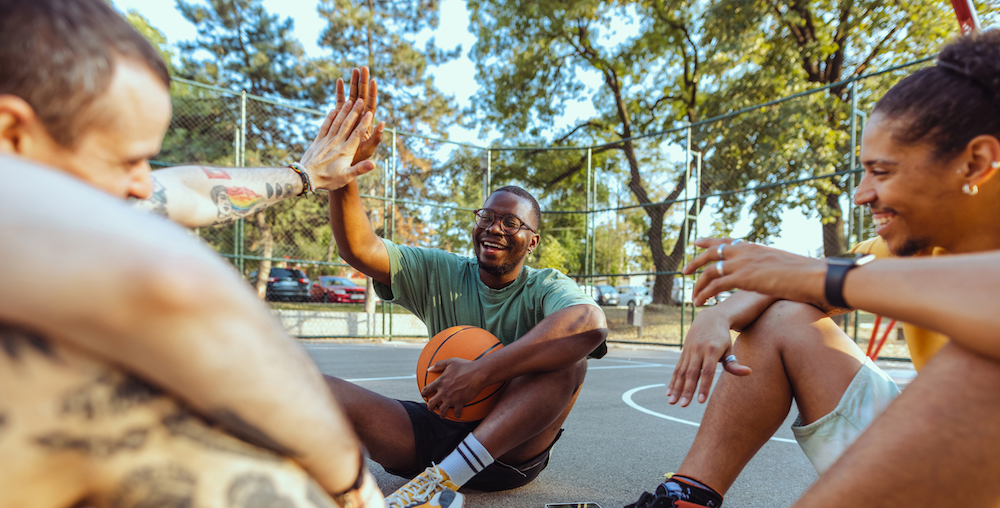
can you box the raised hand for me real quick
[334,66,384,165]
[299,98,376,192]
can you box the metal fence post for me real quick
[388,128,397,341]
[234,90,247,274]
[680,124,692,344]
[585,148,593,294]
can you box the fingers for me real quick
[331,99,367,143]
[349,68,361,102]
[723,359,752,377]
[315,106,339,142]
[345,112,374,150]
[366,78,378,116]
[696,356,718,404]
[356,67,370,105]
[335,78,345,111]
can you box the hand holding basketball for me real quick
[422,358,488,420]
[416,326,508,422]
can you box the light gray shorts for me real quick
[792,357,901,474]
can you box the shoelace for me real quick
[384,466,447,508]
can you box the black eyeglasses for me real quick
[474,209,536,234]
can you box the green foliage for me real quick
[317,0,461,247]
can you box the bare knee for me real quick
[740,300,840,352]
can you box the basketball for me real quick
[416,325,507,422]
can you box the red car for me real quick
[311,276,367,303]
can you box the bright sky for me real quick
[113,0,827,257]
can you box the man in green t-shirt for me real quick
[326,172,608,507]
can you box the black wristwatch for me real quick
[824,254,876,309]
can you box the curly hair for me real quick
[874,29,1000,161]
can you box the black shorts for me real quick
[384,400,563,492]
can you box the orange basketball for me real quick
[416,326,507,422]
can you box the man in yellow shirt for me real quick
[624,28,1000,508]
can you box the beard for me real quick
[477,240,530,277]
[891,235,933,257]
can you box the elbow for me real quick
[579,305,609,349]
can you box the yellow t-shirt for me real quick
[849,237,949,371]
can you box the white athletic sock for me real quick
[437,434,495,487]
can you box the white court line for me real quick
[623,384,797,444]
[344,374,417,382]
[589,363,673,370]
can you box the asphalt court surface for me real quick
[304,341,916,508]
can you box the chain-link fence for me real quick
[156,59,933,360]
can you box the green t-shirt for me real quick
[373,239,606,359]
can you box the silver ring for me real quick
[715,260,725,277]
[716,243,725,260]
[731,239,744,246]
[724,354,737,365]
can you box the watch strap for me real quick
[824,261,852,308]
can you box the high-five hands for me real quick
[299,66,386,192]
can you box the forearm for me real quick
[328,180,390,283]
[844,254,1000,360]
[2,164,362,494]
[133,165,307,228]
[479,305,608,384]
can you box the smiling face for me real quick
[473,190,541,288]
[855,112,972,256]
[7,59,172,200]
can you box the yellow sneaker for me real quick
[384,464,463,508]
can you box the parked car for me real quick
[312,276,367,303]
[615,285,652,309]
[668,277,731,306]
[592,284,620,306]
[250,268,311,302]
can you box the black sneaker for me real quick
[624,476,723,508]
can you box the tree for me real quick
[467,0,710,304]
[699,0,958,257]
[317,0,460,248]
[173,0,342,294]
[467,0,961,303]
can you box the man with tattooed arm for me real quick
[0,0,384,506]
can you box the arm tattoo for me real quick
[228,474,295,508]
[61,372,162,420]
[35,428,149,458]
[109,463,196,508]
[211,185,263,220]
[162,409,280,462]
[202,166,232,180]
[0,327,54,362]
[206,408,298,458]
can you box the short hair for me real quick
[0,0,170,148]
[873,29,1000,161]
[490,185,541,231]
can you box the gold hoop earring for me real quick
[962,183,979,196]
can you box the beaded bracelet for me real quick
[288,162,314,196]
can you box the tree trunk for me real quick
[254,210,274,299]
[821,189,847,257]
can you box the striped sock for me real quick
[438,434,495,487]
